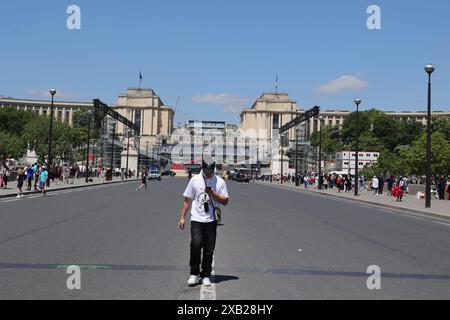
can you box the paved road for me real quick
[1,178,450,300]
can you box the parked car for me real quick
[162,170,176,177]
[149,169,162,181]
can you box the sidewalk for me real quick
[0,176,139,199]
[255,181,450,220]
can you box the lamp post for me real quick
[354,98,362,196]
[85,109,93,183]
[146,141,149,169]
[110,121,116,175]
[47,89,56,187]
[295,126,300,187]
[425,63,435,208]
[318,116,324,190]
[125,128,130,179]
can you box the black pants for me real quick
[190,221,217,278]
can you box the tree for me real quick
[400,132,450,177]
[0,131,26,162]
[0,108,35,136]
[372,114,400,152]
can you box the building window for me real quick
[57,111,63,122]
[273,114,280,130]
[344,162,349,165]
[65,111,70,123]
[336,120,340,125]
[329,120,333,126]
[135,110,142,133]
[43,110,47,116]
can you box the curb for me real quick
[0,178,140,199]
[254,182,450,221]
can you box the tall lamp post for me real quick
[318,116,324,190]
[110,121,116,175]
[295,126,300,187]
[146,141,149,169]
[125,128,131,179]
[85,109,93,183]
[354,98,362,196]
[425,63,435,208]
[47,88,57,187]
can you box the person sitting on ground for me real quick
[392,182,404,202]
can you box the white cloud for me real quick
[314,75,368,95]
[27,89,78,100]
[192,93,249,113]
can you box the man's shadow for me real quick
[213,275,239,284]
[189,275,239,287]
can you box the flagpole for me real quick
[275,74,278,96]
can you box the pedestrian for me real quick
[392,182,404,202]
[34,164,40,191]
[436,176,445,200]
[346,176,352,192]
[372,176,379,196]
[386,175,394,196]
[1,164,10,189]
[39,166,48,196]
[359,176,365,192]
[63,165,69,184]
[323,176,328,190]
[378,176,384,195]
[137,169,148,192]
[336,175,342,193]
[16,167,25,198]
[178,158,229,287]
[446,178,450,200]
[26,164,34,191]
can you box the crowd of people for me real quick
[255,171,450,201]
[0,162,138,198]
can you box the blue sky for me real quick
[1,0,450,125]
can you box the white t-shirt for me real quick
[372,178,379,189]
[183,173,229,223]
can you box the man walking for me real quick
[372,176,379,196]
[178,158,229,287]
[39,166,48,196]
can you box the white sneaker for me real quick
[16,195,21,198]
[202,277,212,286]
[187,275,201,286]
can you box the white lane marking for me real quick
[200,255,217,301]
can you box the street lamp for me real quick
[295,126,300,187]
[425,63,435,208]
[146,141,149,169]
[318,116,324,190]
[354,98,362,196]
[125,128,131,179]
[85,109,93,183]
[47,88,57,187]
[110,121,116,176]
